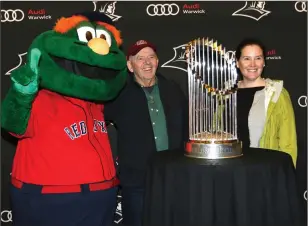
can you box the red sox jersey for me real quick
[11,89,117,186]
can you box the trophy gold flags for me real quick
[185,38,242,159]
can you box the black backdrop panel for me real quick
[1,1,307,225]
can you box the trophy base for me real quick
[185,139,243,159]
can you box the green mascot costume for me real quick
[1,12,127,226]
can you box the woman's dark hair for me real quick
[235,38,267,60]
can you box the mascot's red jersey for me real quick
[11,89,117,185]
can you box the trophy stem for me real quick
[206,41,209,135]
[193,41,197,138]
[197,38,201,135]
[188,43,193,139]
[223,47,228,137]
[211,40,214,134]
[202,38,206,135]
[215,42,219,139]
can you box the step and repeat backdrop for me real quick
[1,1,307,225]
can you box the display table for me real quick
[143,148,305,226]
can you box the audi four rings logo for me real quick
[1,9,24,22]
[295,2,307,12]
[1,210,12,223]
[298,95,307,107]
[304,190,307,201]
[146,4,180,16]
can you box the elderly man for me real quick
[104,40,188,226]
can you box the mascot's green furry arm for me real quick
[1,13,127,135]
[1,48,40,134]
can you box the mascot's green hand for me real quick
[11,48,41,94]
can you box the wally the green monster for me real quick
[1,12,127,226]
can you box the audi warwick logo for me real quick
[1,210,12,223]
[295,1,307,12]
[1,9,24,22]
[146,4,180,16]
[298,95,307,107]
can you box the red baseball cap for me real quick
[126,40,157,60]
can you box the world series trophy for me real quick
[184,38,243,159]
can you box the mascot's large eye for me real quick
[96,29,112,47]
[77,26,95,43]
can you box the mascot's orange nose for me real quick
[88,38,110,55]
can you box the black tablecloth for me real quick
[143,148,305,226]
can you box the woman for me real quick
[236,38,297,167]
